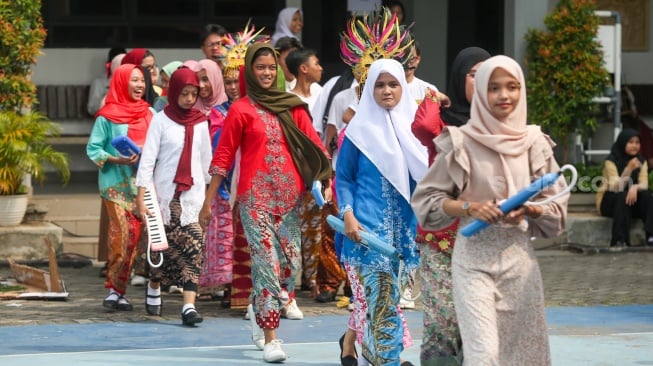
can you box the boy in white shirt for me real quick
[286,47,324,116]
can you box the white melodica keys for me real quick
[143,183,168,252]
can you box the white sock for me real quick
[146,284,161,306]
[105,289,120,301]
[182,303,195,314]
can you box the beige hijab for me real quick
[459,55,542,196]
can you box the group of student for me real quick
[83,2,653,366]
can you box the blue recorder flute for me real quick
[460,164,577,237]
[313,181,400,259]
[326,215,401,259]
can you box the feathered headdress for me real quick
[220,20,270,78]
[340,7,415,92]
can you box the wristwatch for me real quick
[461,201,471,216]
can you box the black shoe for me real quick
[181,308,203,326]
[115,295,134,311]
[400,362,415,366]
[316,291,337,303]
[145,282,162,316]
[102,292,119,310]
[339,333,358,366]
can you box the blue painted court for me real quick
[0,305,651,365]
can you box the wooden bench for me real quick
[36,84,92,121]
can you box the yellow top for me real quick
[595,159,649,214]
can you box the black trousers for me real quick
[600,190,653,245]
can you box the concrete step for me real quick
[30,194,100,218]
[0,222,63,260]
[62,235,99,259]
[30,194,101,237]
[49,216,100,237]
[566,211,644,248]
[568,193,596,213]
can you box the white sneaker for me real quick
[263,339,287,363]
[247,304,265,350]
[281,299,303,320]
[168,285,183,294]
[399,288,415,309]
[130,275,147,286]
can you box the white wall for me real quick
[503,0,552,66]
[412,0,449,88]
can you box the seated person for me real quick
[596,128,653,248]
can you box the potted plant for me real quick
[0,0,70,226]
[524,0,610,163]
[0,111,70,226]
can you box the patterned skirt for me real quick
[150,199,204,292]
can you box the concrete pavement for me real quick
[1,249,652,365]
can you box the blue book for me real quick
[111,135,141,157]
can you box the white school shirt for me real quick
[407,76,438,104]
[135,111,212,226]
[326,84,359,171]
[311,75,341,139]
[290,82,323,120]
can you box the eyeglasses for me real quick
[204,41,223,48]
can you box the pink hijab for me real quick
[190,59,228,115]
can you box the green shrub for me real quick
[525,0,609,163]
[0,0,47,111]
[0,0,69,196]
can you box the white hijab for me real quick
[271,7,302,46]
[345,58,428,203]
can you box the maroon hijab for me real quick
[164,67,207,194]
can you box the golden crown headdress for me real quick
[340,7,415,91]
[220,20,270,78]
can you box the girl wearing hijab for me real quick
[270,7,303,46]
[336,58,428,366]
[87,64,154,312]
[121,48,163,286]
[192,59,229,118]
[411,55,568,365]
[152,60,183,112]
[411,46,490,366]
[199,43,331,363]
[121,48,159,106]
[596,128,653,249]
[135,67,212,326]
[189,58,232,301]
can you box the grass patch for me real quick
[0,283,26,292]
